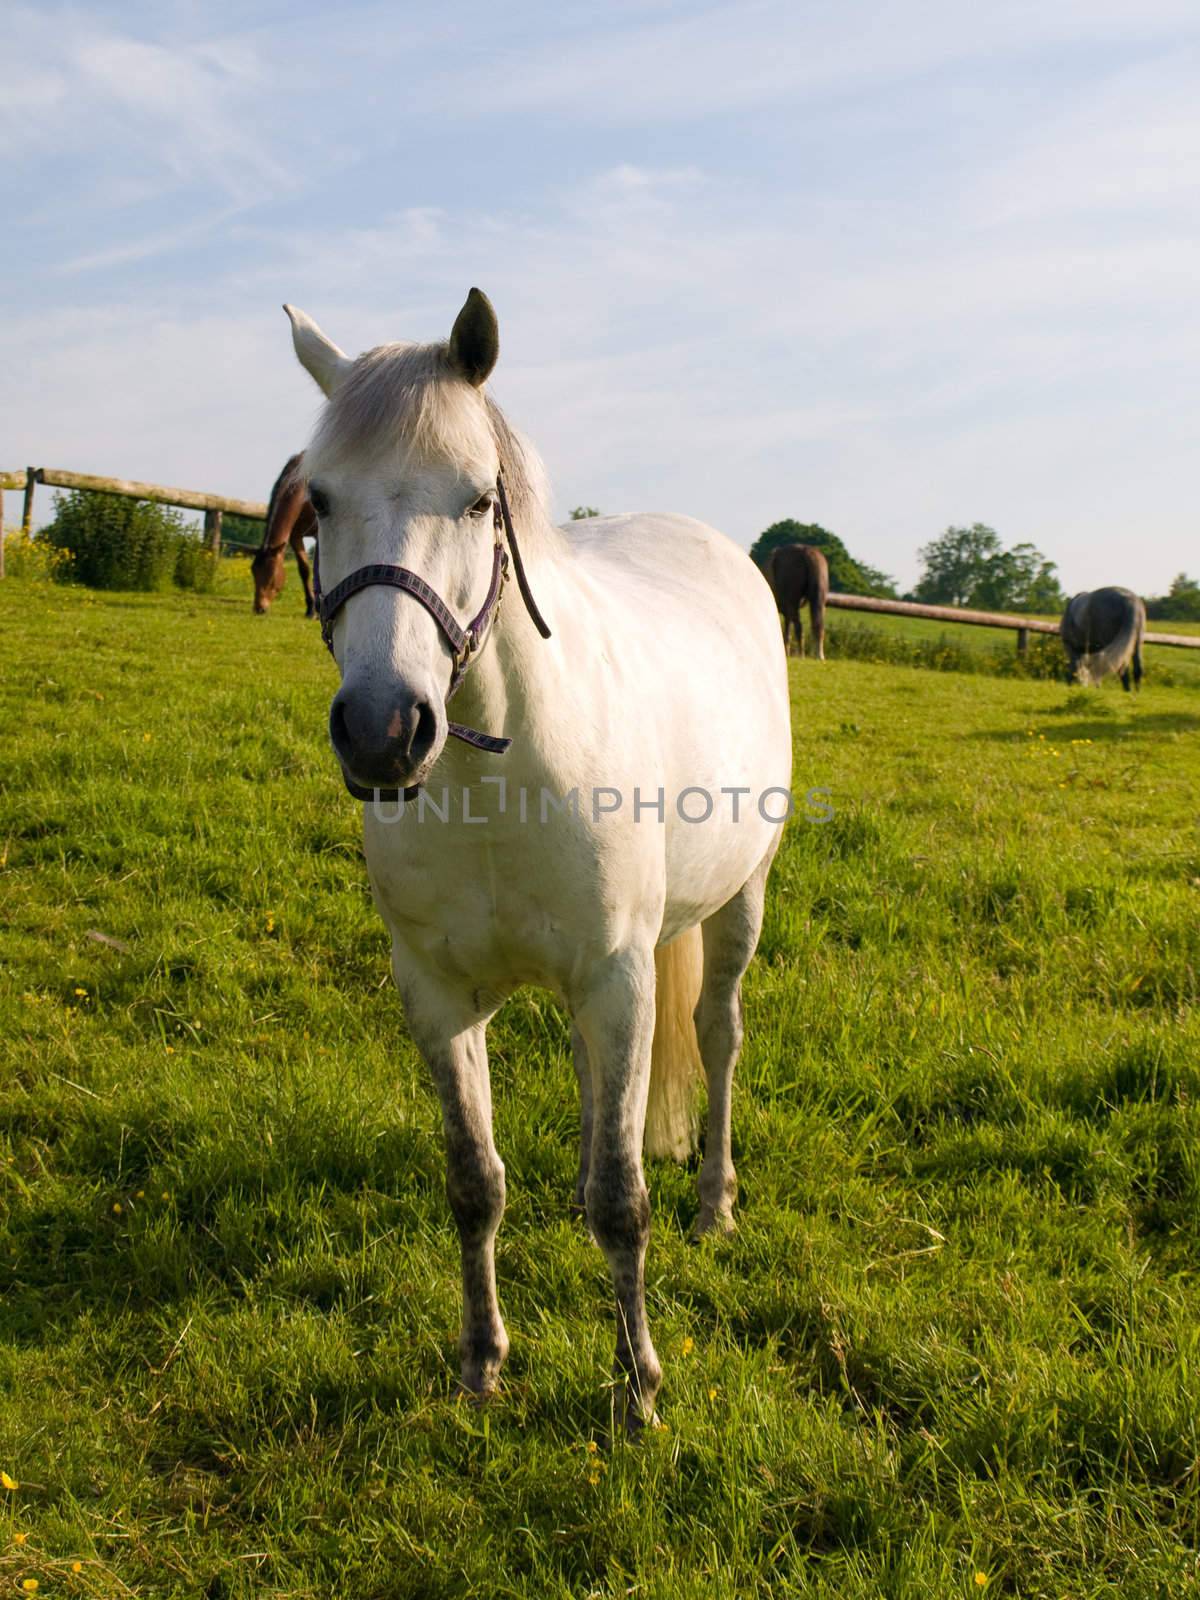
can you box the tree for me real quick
[569,505,601,520]
[1147,573,1200,621]
[913,524,1002,607]
[913,525,1064,613]
[749,520,896,597]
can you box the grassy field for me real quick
[2,565,1200,1598]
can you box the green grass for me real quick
[2,567,1200,1598]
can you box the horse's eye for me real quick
[309,485,331,519]
[467,494,493,519]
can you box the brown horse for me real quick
[250,453,317,616]
[762,543,828,659]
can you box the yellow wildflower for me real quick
[136,1190,144,1199]
[586,1440,599,1453]
[681,1336,694,1355]
[74,987,87,997]
[13,1531,27,1544]
[72,1562,82,1573]
[112,1202,122,1215]
[974,1575,988,1588]
[23,1581,38,1593]
[1,1470,18,1490]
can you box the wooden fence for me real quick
[2,465,1198,653]
[0,466,269,575]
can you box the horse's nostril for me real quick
[409,698,437,765]
[329,696,352,755]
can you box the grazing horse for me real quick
[1061,587,1145,690]
[762,543,828,659]
[284,288,791,1428]
[250,453,317,615]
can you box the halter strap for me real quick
[313,468,551,801]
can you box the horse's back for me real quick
[561,513,791,936]
[564,512,779,648]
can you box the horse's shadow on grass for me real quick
[970,710,1200,743]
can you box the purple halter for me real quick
[313,469,551,802]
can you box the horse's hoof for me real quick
[690,1207,736,1241]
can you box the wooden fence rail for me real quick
[0,466,268,569]
[2,466,1198,653]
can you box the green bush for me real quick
[43,490,215,592]
[173,536,218,592]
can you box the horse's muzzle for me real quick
[329,686,442,790]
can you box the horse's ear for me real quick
[447,288,499,387]
[283,305,353,397]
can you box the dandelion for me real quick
[974,1575,988,1588]
[681,1336,694,1355]
[586,1440,599,1454]
[74,987,88,997]
[708,1387,718,1401]
[165,1046,175,1055]
[72,1562,82,1573]
[22,1581,38,1593]
[14,1532,27,1545]
[112,1202,122,1215]
[1,1470,18,1490]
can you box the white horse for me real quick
[285,288,792,1428]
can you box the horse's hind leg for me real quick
[293,532,316,618]
[693,846,776,1238]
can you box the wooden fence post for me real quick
[21,467,36,536]
[1016,627,1029,658]
[204,507,222,555]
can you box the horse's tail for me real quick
[644,927,705,1160]
[807,548,828,661]
[1080,596,1144,685]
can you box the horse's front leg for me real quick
[400,972,508,1397]
[571,1023,593,1218]
[574,948,661,1430]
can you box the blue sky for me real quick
[5,0,1199,592]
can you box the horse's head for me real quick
[250,544,286,613]
[285,290,506,794]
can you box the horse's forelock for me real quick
[309,342,551,532]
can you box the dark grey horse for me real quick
[1060,587,1145,690]
[762,544,828,659]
